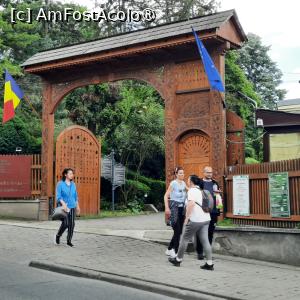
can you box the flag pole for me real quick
[23,95,41,119]
[191,26,226,108]
[219,91,227,109]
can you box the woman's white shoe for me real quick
[165,249,176,257]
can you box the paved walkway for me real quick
[0,213,173,241]
[1,215,300,300]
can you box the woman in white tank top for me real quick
[168,174,214,271]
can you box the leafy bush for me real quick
[246,157,260,164]
[217,218,235,227]
[123,179,150,208]
[126,170,165,210]
[126,179,150,195]
[100,199,112,210]
[127,199,144,213]
[245,145,257,160]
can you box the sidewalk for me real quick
[1,214,300,299]
[0,212,173,242]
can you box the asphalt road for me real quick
[0,258,174,300]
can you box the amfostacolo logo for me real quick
[10,7,157,24]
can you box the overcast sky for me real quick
[60,0,300,100]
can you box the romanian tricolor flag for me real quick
[2,70,24,124]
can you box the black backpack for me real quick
[196,189,214,213]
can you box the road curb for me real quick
[29,260,233,300]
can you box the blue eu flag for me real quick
[192,27,225,92]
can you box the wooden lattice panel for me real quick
[178,133,211,178]
[55,125,101,215]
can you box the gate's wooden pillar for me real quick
[162,64,178,187]
[40,81,54,220]
[209,90,226,187]
[165,110,176,186]
[210,50,227,187]
[167,48,227,187]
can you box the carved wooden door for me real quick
[55,125,101,215]
[178,133,210,178]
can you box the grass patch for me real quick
[217,218,236,227]
[79,210,149,220]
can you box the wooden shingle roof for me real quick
[22,9,245,68]
[257,109,300,127]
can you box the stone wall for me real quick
[0,200,40,220]
[214,227,300,266]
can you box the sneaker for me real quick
[168,257,181,267]
[67,242,74,247]
[54,235,60,245]
[165,249,176,257]
[200,263,214,271]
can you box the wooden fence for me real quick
[225,158,300,228]
[4,153,300,228]
[0,154,42,199]
[31,154,42,198]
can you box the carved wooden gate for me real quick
[55,125,101,215]
[178,132,211,178]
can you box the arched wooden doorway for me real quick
[178,132,210,178]
[55,125,101,215]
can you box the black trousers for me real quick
[196,214,218,255]
[168,207,184,253]
[57,208,76,243]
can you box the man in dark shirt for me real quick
[196,166,220,259]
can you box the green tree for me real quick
[0,0,104,155]
[112,82,164,204]
[225,51,262,161]
[0,107,41,153]
[150,0,219,24]
[0,1,41,65]
[96,0,219,34]
[64,83,121,137]
[237,33,286,109]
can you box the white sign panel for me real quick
[233,175,250,216]
[101,156,113,179]
[113,164,126,187]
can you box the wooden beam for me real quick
[225,213,300,222]
[226,170,300,180]
[176,87,210,94]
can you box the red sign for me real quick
[0,155,31,197]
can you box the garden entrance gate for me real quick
[55,125,101,215]
[22,10,246,219]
